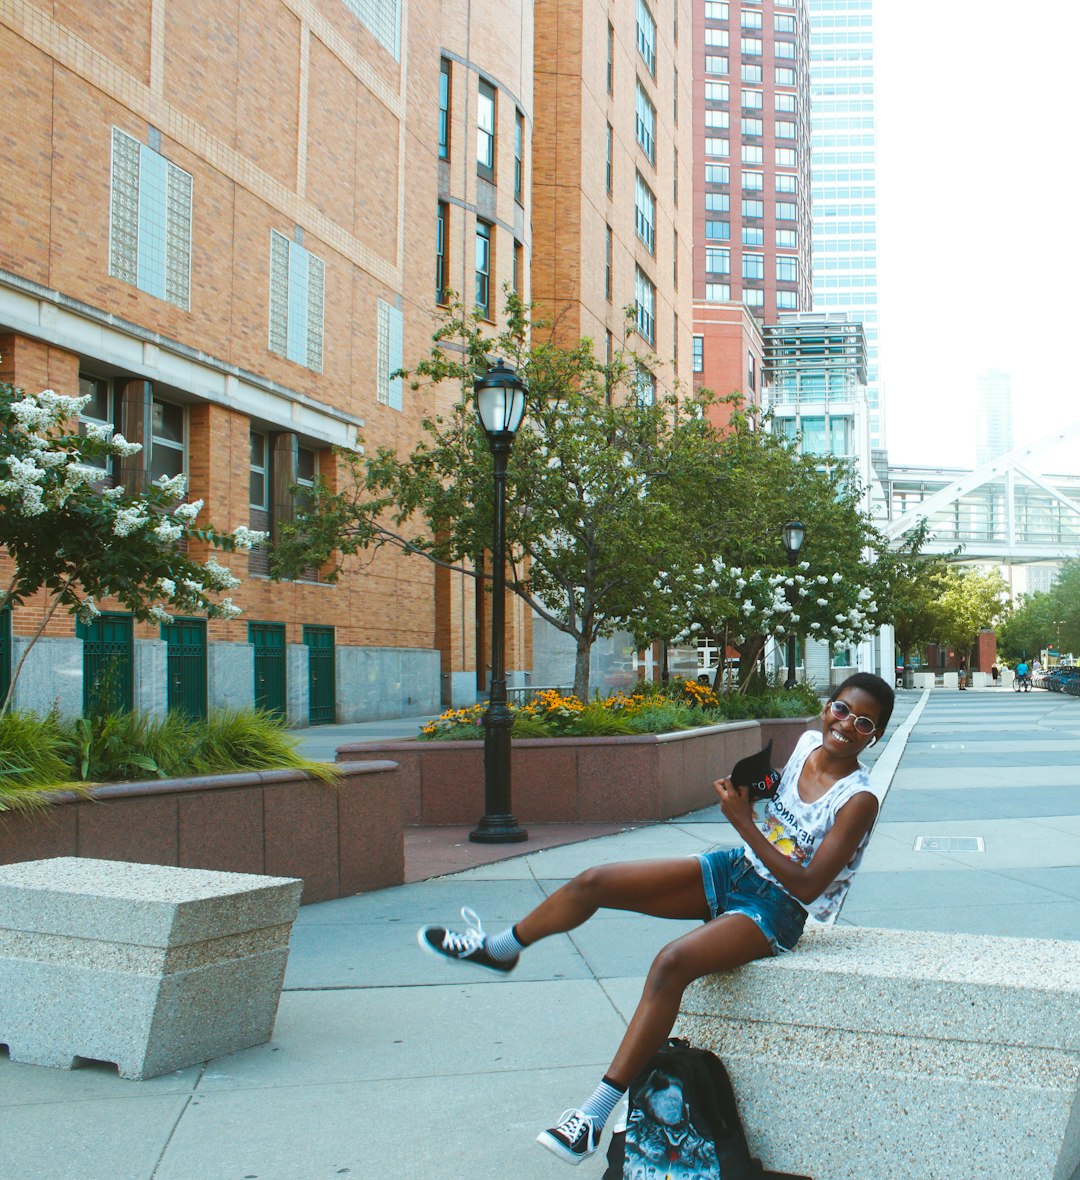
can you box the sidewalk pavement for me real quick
[4,687,1080,1179]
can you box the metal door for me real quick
[248,621,286,715]
[303,625,336,725]
[78,612,134,715]
[161,617,208,718]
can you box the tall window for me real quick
[512,240,523,295]
[634,365,656,405]
[742,253,765,280]
[706,247,730,274]
[634,266,655,343]
[606,122,614,195]
[705,282,730,301]
[78,375,115,473]
[439,59,451,159]
[109,127,192,311]
[693,335,704,373]
[250,431,269,512]
[514,109,525,203]
[475,220,492,317]
[635,83,655,164]
[605,224,613,301]
[377,300,404,410]
[777,256,798,283]
[269,230,325,371]
[607,22,614,93]
[477,79,495,180]
[635,173,656,253]
[776,201,798,220]
[296,445,317,515]
[436,201,449,304]
[636,0,656,74]
[150,399,185,483]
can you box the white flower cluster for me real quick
[230,525,268,551]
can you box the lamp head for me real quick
[782,520,806,556]
[474,358,527,440]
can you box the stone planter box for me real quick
[0,761,403,904]
[338,716,819,827]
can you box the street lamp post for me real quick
[470,359,529,844]
[782,521,806,690]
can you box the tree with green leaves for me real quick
[0,383,264,713]
[934,565,1010,659]
[999,558,1080,662]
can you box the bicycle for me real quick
[1012,674,1032,692]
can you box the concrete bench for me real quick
[0,857,302,1080]
[677,925,1080,1180]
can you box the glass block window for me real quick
[110,128,192,311]
[269,230,325,371]
[341,0,401,60]
[376,300,404,411]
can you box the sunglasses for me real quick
[827,699,878,737]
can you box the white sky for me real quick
[871,0,1080,471]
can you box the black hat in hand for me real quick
[730,739,781,801]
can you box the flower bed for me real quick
[338,716,819,827]
[0,761,404,904]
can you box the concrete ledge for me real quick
[0,858,302,1080]
[0,762,404,903]
[676,925,1080,1180]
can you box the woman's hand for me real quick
[714,776,754,832]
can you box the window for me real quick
[705,137,730,158]
[705,55,729,75]
[775,93,796,113]
[740,37,762,55]
[673,66,678,123]
[776,173,798,193]
[775,14,796,32]
[742,253,764,279]
[704,1,728,17]
[109,127,192,311]
[776,121,796,139]
[741,9,762,28]
[635,172,656,252]
[634,266,655,342]
[376,299,404,410]
[775,67,796,86]
[606,122,613,195]
[705,192,729,212]
[634,365,656,405]
[250,430,269,510]
[776,256,798,283]
[78,375,115,473]
[637,0,656,74]
[435,201,449,303]
[776,201,798,220]
[743,288,764,308]
[775,147,797,167]
[742,225,764,245]
[705,27,728,46]
[673,145,678,204]
[269,230,325,371]
[706,247,730,274]
[741,198,764,218]
[607,22,614,93]
[741,63,762,83]
[605,224,613,301]
[150,399,185,483]
[475,220,492,317]
[742,89,763,109]
[635,83,656,163]
[296,445,317,515]
[673,228,678,286]
[742,170,763,190]
[513,110,526,203]
[741,145,763,164]
[705,164,729,184]
[704,220,730,240]
[747,352,756,392]
[776,227,797,248]
[692,335,704,373]
[741,117,763,136]
[513,240,523,295]
[439,59,451,159]
[477,79,495,179]
[705,81,729,101]
[705,109,729,129]
[776,290,799,309]
[775,41,796,59]
[705,282,730,301]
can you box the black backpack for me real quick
[602,1038,764,1180]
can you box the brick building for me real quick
[0,0,532,721]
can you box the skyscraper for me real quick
[975,369,1014,467]
[808,0,882,448]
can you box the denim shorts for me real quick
[695,847,807,954]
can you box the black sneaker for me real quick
[416,906,518,973]
[536,1109,600,1166]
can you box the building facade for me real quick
[0,0,533,721]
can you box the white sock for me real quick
[485,925,526,962]
[579,1078,625,1128]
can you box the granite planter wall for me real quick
[0,761,403,904]
[338,716,820,827]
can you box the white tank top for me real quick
[742,730,876,922]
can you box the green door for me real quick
[78,612,134,715]
[249,621,286,716]
[0,607,10,707]
[161,617,208,718]
[303,625,336,725]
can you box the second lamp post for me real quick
[470,359,529,844]
[782,520,805,690]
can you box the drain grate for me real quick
[913,836,985,853]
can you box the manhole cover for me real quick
[913,836,985,853]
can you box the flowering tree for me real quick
[0,383,265,713]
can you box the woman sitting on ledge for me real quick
[418,671,895,1167]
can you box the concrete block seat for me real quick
[677,925,1080,1180]
[0,858,302,1080]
